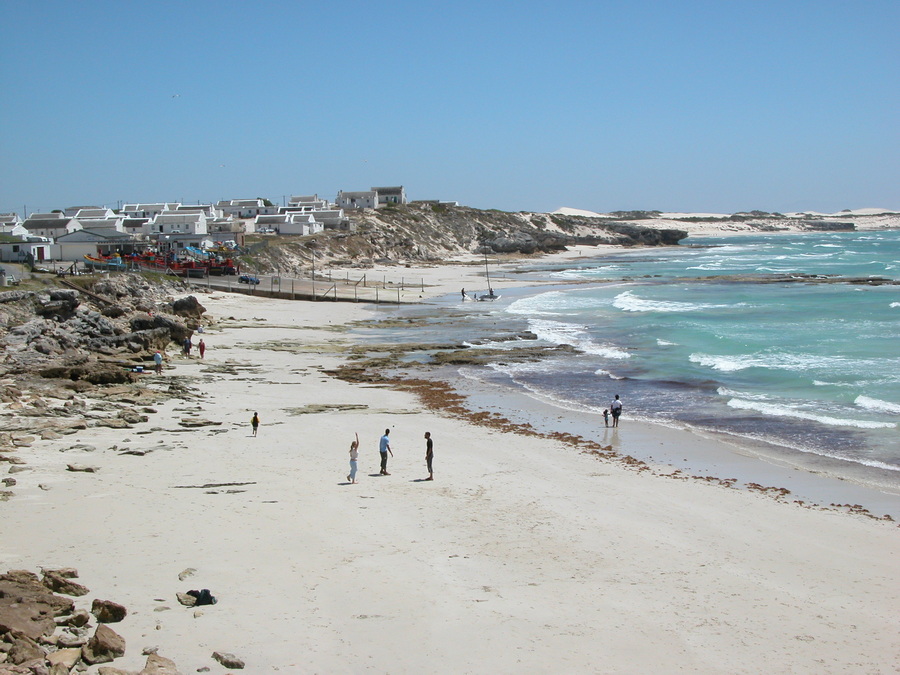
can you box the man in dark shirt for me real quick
[424,431,434,481]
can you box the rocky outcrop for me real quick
[244,203,689,273]
[170,296,205,318]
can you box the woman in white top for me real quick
[347,433,359,484]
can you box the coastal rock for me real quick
[56,610,90,628]
[174,594,196,608]
[139,653,182,674]
[41,572,90,597]
[91,600,127,624]
[0,571,74,639]
[211,652,244,669]
[81,624,126,665]
[65,464,98,474]
[4,634,44,666]
[171,296,205,319]
[46,647,81,670]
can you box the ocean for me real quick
[357,229,900,505]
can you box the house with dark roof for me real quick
[371,186,407,206]
[21,216,81,240]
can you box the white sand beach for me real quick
[2,259,898,674]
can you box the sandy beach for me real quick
[2,255,899,674]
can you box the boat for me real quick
[83,254,127,270]
[478,251,501,301]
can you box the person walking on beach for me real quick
[153,350,164,375]
[424,431,434,481]
[251,412,260,437]
[348,433,359,484]
[379,429,393,475]
[198,339,206,359]
[603,409,609,427]
[183,336,192,357]
[610,395,622,428]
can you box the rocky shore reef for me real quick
[0,567,215,674]
[0,274,210,472]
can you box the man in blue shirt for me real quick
[379,429,393,475]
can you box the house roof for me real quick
[371,186,404,193]
[23,218,76,229]
[56,229,133,242]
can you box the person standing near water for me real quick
[424,431,434,480]
[348,433,359,484]
[198,338,206,358]
[251,412,260,437]
[610,395,622,427]
[379,429,393,475]
[154,350,164,374]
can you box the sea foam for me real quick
[613,290,733,313]
[528,318,630,359]
[726,397,896,429]
[855,395,900,414]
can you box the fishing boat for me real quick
[83,254,127,270]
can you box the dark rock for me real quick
[41,572,90,597]
[81,624,126,665]
[0,571,74,639]
[171,296,205,318]
[211,651,244,669]
[5,633,45,665]
[91,599,127,624]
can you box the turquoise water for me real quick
[360,229,900,485]
[498,230,900,473]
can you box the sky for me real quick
[1,0,898,216]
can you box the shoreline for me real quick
[1,243,898,672]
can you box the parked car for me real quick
[239,274,260,284]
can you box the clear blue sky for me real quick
[2,0,897,216]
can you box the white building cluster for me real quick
[0,186,410,265]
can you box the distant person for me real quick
[348,432,359,484]
[603,409,609,427]
[461,288,466,300]
[347,434,359,485]
[198,339,206,359]
[610,395,622,428]
[424,431,434,481]
[183,336,192,356]
[251,412,260,437]
[153,350,164,375]
[379,428,393,475]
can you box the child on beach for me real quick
[603,409,609,427]
[251,412,260,437]
[348,433,359,484]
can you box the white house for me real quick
[123,218,149,238]
[253,214,289,233]
[371,186,407,206]
[215,199,279,219]
[176,204,223,218]
[336,190,378,210]
[0,239,52,264]
[21,215,82,240]
[64,206,103,218]
[122,203,180,219]
[0,213,26,238]
[280,214,324,236]
[75,208,125,233]
[288,195,329,210]
[145,212,208,236]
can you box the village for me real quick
[0,186,433,276]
